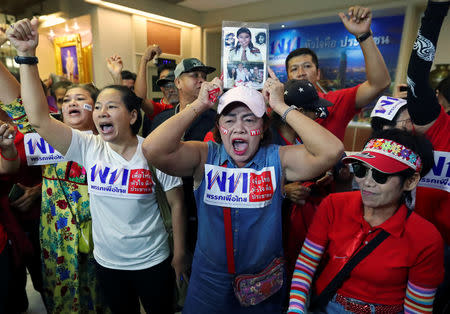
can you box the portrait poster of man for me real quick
[222,21,269,90]
[61,46,78,82]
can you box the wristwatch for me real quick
[356,31,372,43]
[14,56,39,65]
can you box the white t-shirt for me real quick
[65,129,182,270]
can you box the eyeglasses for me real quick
[352,163,392,184]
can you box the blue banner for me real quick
[269,15,404,90]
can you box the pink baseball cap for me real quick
[217,86,266,118]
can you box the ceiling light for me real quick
[84,0,197,28]
[73,21,80,30]
[39,13,66,28]
[281,24,285,28]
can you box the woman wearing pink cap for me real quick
[144,71,343,313]
[288,128,444,313]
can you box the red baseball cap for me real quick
[343,138,422,174]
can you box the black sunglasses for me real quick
[352,163,391,184]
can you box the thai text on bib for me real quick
[203,164,276,208]
[418,151,450,192]
[24,133,66,165]
[88,162,154,199]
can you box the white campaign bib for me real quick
[418,151,450,192]
[24,133,66,165]
[87,162,155,199]
[203,164,276,208]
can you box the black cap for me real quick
[284,79,333,119]
[174,58,216,78]
[156,71,175,87]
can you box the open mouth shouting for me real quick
[232,138,248,155]
[99,122,114,135]
[68,107,81,116]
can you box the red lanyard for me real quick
[221,160,236,274]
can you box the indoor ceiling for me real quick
[2,0,45,16]
[2,0,267,16]
[176,0,265,12]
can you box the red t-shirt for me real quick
[415,106,450,244]
[309,191,444,305]
[317,85,361,141]
[148,99,173,120]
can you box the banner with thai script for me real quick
[269,15,404,88]
[418,151,450,192]
[24,133,66,165]
[203,164,276,208]
[88,163,155,199]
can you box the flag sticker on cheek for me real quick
[250,129,261,136]
[83,104,92,111]
[220,126,229,135]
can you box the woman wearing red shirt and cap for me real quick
[288,128,444,313]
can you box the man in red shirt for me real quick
[281,6,391,289]
[285,6,390,141]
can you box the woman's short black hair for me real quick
[51,80,73,98]
[101,85,143,135]
[368,128,434,178]
[370,106,408,132]
[212,101,271,146]
[67,83,99,102]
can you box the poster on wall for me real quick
[268,15,404,93]
[54,34,85,83]
[221,21,269,90]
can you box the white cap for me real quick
[217,86,266,118]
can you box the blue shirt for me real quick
[194,141,284,274]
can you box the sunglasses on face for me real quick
[352,163,392,184]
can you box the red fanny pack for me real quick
[223,207,284,307]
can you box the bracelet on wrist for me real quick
[281,105,298,123]
[0,149,19,161]
[14,56,38,65]
[356,30,372,43]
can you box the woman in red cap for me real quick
[288,128,444,313]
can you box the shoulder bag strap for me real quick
[311,209,413,310]
[149,165,173,237]
[311,229,390,310]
